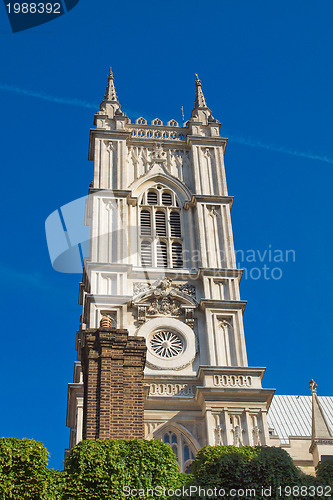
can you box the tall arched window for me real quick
[159,428,196,472]
[139,186,183,269]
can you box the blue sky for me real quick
[0,0,332,470]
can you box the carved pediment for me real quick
[131,278,197,327]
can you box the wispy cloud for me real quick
[1,83,332,165]
[0,264,50,291]
[228,134,333,165]
[0,83,98,110]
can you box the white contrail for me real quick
[1,83,332,165]
[0,83,98,109]
[228,134,333,165]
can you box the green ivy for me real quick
[316,457,333,484]
[0,438,49,500]
[63,439,180,499]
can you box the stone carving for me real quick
[127,126,185,141]
[207,205,219,217]
[148,383,196,397]
[133,278,196,298]
[147,297,182,316]
[104,140,114,152]
[102,198,116,212]
[133,278,197,327]
[252,426,261,446]
[214,414,224,446]
[185,309,195,329]
[214,424,223,446]
[213,374,252,388]
[231,416,244,447]
[202,147,214,159]
[133,282,151,295]
[150,143,167,166]
[179,283,196,298]
[218,318,232,330]
[251,415,261,446]
[137,306,147,325]
[309,379,317,394]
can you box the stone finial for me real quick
[193,73,208,109]
[100,316,113,328]
[309,379,317,394]
[103,67,118,102]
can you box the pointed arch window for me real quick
[139,187,184,269]
[160,428,196,472]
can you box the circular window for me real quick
[137,318,196,371]
[150,330,184,358]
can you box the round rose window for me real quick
[150,330,184,358]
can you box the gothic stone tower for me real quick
[66,69,275,471]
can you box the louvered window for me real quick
[140,187,184,269]
[156,241,168,267]
[170,211,181,238]
[162,192,172,206]
[172,242,183,268]
[147,191,158,205]
[140,210,151,235]
[155,211,166,236]
[141,240,152,267]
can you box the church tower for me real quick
[66,70,275,471]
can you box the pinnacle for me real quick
[193,73,208,109]
[103,67,118,102]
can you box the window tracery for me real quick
[139,187,183,269]
[161,429,195,472]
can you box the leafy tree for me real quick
[0,438,49,500]
[316,457,333,484]
[45,469,65,500]
[63,439,180,500]
[191,445,260,498]
[249,447,301,499]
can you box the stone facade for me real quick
[66,69,276,470]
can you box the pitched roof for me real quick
[267,395,333,444]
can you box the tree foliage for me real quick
[63,439,180,499]
[0,438,49,500]
[316,457,333,484]
[1,438,333,500]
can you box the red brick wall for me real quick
[81,328,146,440]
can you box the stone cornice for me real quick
[186,135,228,150]
[184,195,234,209]
[197,366,267,381]
[88,188,132,198]
[200,299,247,312]
[198,268,243,280]
[309,438,333,454]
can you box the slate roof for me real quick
[267,395,333,444]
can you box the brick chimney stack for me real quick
[81,322,147,440]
